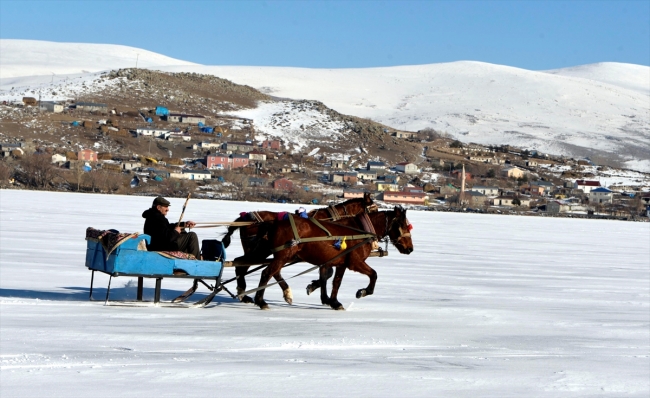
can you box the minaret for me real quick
[460,164,466,205]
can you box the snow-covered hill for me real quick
[0,40,196,78]
[1,40,648,170]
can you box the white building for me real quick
[39,101,64,113]
[470,186,499,196]
[136,127,170,138]
[588,187,614,204]
[170,169,212,181]
[395,162,419,174]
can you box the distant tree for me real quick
[486,169,496,178]
[0,161,13,183]
[512,197,521,206]
[450,140,463,149]
[19,153,57,189]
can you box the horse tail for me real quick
[222,216,246,248]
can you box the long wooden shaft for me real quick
[177,193,191,226]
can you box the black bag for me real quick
[201,239,224,261]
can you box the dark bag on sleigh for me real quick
[201,239,224,262]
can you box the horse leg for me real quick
[273,272,293,305]
[350,261,377,299]
[306,266,334,295]
[235,266,255,304]
[318,266,332,305]
[327,266,347,311]
[254,258,285,310]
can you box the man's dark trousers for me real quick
[177,232,200,259]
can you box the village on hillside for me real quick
[1,95,649,221]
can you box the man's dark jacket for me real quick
[142,208,180,251]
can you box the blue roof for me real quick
[591,187,612,193]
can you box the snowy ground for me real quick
[1,190,649,397]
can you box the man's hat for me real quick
[153,196,171,207]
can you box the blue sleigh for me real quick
[85,228,226,306]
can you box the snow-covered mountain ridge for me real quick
[1,40,649,171]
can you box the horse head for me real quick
[386,206,413,254]
[363,192,379,213]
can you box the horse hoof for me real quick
[283,287,293,305]
[356,289,367,299]
[331,302,345,311]
[305,284,314,296]
[240,295,254,304]
[258,302,270,310]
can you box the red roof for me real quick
[575,180,601,186]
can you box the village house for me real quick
[383,190,427,205]
[468,155,494,163]
[136,127,170,138]
[375,181,399,192]
[78,149,97,162]
[493,196,531,207]
[261,140,281,150]
[588,187,614,204]
[464,191,490,207]
[206,154,229,169]
[403,185,424,193]
[273,178,293,191]
[342,189,366,199]
[574,180,601,193]
[331,160,346,169]
[378,174,399,184]
[451,170,472,180]
[526,159,539,167]
[546,200,570,214]
[342,172,358,184]
[196,142,221,150]
[392,131,418,139]
[367,161,386,171]
[248,150,267,162]
[170,169,211,181]
[222,142,255,153]
[395,162,419,174]
[168,113,206,125]
[469,185,499,196]
[247,177,267,187]
[75,102,108,113]
[501,166,526,179]
[527,180,555,196]
[122,161,141,171]
[356,170,377,181]
[230,154,249,169]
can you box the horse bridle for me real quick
[384,212,411,246]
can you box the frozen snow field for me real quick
[1,190,648,397]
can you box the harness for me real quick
[270,214,376,253]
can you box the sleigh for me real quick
[85,227,225,306]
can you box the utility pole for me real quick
[135,53,139,70]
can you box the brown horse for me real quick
[251,206,413,310]
[222,193,377,304]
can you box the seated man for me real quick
[142,196,200,259]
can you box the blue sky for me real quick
[1,0,648,70]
